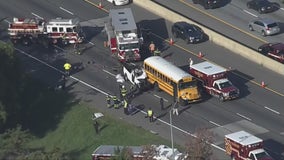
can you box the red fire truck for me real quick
[8,17,84,45]
[189,61,239,101]
[225,131,274,160]
[105,8,142,62]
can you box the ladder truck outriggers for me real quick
[8,17,84,46]
[105,8,142,62]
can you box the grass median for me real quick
[28,103,170,160]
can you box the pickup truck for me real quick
[122,62,147,90]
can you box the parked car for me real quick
[248,18,280,36]
[247,0,274,13]
[192,0,221,9]
[258,43,284,62]
[171,22,205,44]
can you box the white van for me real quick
[106,0,130,6]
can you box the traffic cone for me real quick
[198,51,203,58]
[169,38,174,45]
[98,2,103,9]
[261,81,266,88]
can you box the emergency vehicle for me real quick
[8,17,84,45]
[225,131,274,160]
[105,8,142,62]
[189,61,239,101]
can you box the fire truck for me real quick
[105,8,142,62]
[8,17,84,45]
[225,131,274,160]
[189,61,239,101]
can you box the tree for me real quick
[0,125,32,159]
[185,128,214,160]
[0,41,22,129]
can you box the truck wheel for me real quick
[154,82,160,91]
[179,98,187,106]
[219,95,224,102]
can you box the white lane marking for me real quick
[154,94,169,102]
[14,47,109,96]
[103,69,116,77]
[209,121,221,127]
[31,12,43,19]
[243,9,258,17]
[236,113,252,121]
[264,106,280,115]
[59,7,74,15]
[281,8,284,11]
[88,41,95,45]
[12,42,225,152]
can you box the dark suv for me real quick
[247,0,274,13]
[258,43,284,62]
[171,22,205,44]
[192,0,221,9]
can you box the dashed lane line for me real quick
[236,113,252,121]
[264,106,280,115]
[243,9,258,17]
[59,7,74,15]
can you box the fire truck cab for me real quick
[225,131,274,160]
[189,61,239,101]
[45,18,83,44]
[105,8,142,62]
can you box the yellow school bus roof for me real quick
[144,56,193,82]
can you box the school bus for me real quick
[143,56,201,105]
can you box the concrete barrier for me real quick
[133,0,284,76]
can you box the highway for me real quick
[1,0,284,159]
[154,0,284,49]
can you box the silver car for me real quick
[248,18,280,36]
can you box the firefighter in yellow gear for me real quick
[123,99,128,115]
[120,85,127,100]
[106,95,111,108]
[63,62,72,76]
[147,108,153,122]
[113,96,119,109]
[153,48,161,56]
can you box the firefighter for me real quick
[63,62,72,76]
[160,97,164,110]
[153,48,161,56]
[74,41,81,55]
[120,85,127,100]
[113,95,119,109]
[123,99,128,115]
[149,41,155,54]
[106,95,112,108]
[147,107,154,123]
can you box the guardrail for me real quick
[133,0,284,76]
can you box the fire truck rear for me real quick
[8,17,84,46]
[105,8,142,62]
[225,131,274,160]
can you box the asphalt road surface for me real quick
[1,0,284,159]
[154,0,284,49]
